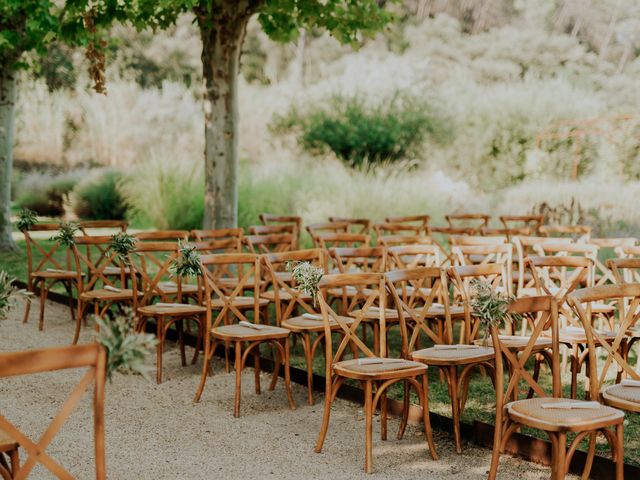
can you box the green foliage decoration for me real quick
[469,278,521,346]
[0,270,32,321]
[170,241,202,278]
[15,208,37,231]
[50,221,79,247]
[107,232,137,265]
[286,261,323,306]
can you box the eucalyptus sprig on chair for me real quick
[107,232,137,265]
[95,313,157,381]
[286,261,324,306]
[50,221,80,247]
[169,241,202,278]
[0,271,33,321]
[16,208,38,231]
[469,278,521,345]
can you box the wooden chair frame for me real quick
[314,232,370,249]
[258,213,302,247]
[243,233,296,254]
[0,344,107,480]
[384,214,430,235]
[499,214,544,234]
[327,217,371,234]
[539,224,591,242]
[387,244,440,270]
[513,236,574,296]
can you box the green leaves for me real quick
[107,232,137,265]
[286,260,323,306]
[50,221,79,247]
[95,314,157,381]
[15,208,37,231]
[169,241,202,278]
[469,278,521,345]
[0,270,32,321]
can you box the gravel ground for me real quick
[0,299,575,479]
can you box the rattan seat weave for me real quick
[209,296,269,308]
[507,397,623,431]
[260,289,312,301]
[79,288,137,301]
[211,324,289,339]
[281,315,354,332]
[138,303,206,316]
[333,358,426,377]
[602,384,640,412]
[411,346,494,365]
[477,335,552,350]
[32,269,80,279]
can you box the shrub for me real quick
[272,92,453,168]
[15,170,84,217]
[72,170,127,220]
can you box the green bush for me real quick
[273,92,453,168]
[72,170,127,220]
[15,170,83,217]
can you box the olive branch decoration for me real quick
[286,261,324,306]
[107,232,137,265]
[50,222,80,247]
[169,241,202,278]
[469,278,521,346]
[16,209,38,231]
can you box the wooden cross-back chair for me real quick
[243,233,296,254]
[21,223,79,332]
[609,257,640,285]
[451,244,513,296]
[539,224,591,242]
[0,344,107,480]
[314,273,437,474]
[248,223,297,240]
[71,236,135,344]
[488,295,624,480]
[190,227,243,245]
[191,238,241,255]
[78,220,127,235]
[384,214,430,235]
[327,216,371,234]
[305,221,349,244]
[499,214,544,234]
[129,241,204,384]
[258,213,302,247]
[513,236,574,297]
[586,238,637,287]
[315,232,370,250]
[193,253,295,417]
[134,230,189,242]
[376,233,432,248]
[480,226,531,240]
[262,249,334,404]
[373,222,422,238]
[387,244,440,270]
[446,213,490,231]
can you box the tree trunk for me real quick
[198,1,257,229]
[0,64,18,251]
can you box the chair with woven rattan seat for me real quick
[488,295,624,480]
[130,241,205,384]
[243,233,296,254]
[70,235,137,344]
[499,214,544,234]
[258,213,302,247]
[314,272,437,473]
[0,343,107,479]
[193,253,295,416]
[384,214,430,235]
[587,238,637,287]
[20,223,81,332]
[539,224,592,242]
[327,216,371,234]
[0,429,18,480]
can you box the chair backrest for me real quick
[480,226,531,240]
[200,253,262,325]
[317,273,388,368]
[248,224,296,236]
[329,246,385,274]
[262,249,326,325]
[71,236,130,293]
[327,217,371,234]
[449,235,507,246]
[586,239,636,287]
[130,241,188,308]
[377,234,432,248]
[615,245,640,259]
[135,230,189,242]
[445,213,490,230]
[608,257,640,284]
[568,284,640,400]
[590,237,636,249]
[190,227,243,243]
[384,214,430,234]
[539,224,591,241]
[499,215,544,233]
[492,296,561,406]
[451,244,513,294]
[513,236,574,294]
[258,213,302,239]
[306,221,349,242]
[243,233,296,253]
[385,267,450,352]
[315,232,370,249]
[0,344,106,479]
[192,238,242,254]
[447,263,510,342]
[373,222,422,238]
[22,223,74,288]
[387,244,440,269]
[79,220,128,235]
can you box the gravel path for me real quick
[0,299,574,479]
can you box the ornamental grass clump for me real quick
[95,314,157,381]
[50,221,79,247]
[169,241,202,278]
[469,278,521,346]
[16,208,38,231]
[0,271,32,321]
[107,232,137,265]
[286,261,324,306]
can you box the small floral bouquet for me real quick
[286,261,324,306]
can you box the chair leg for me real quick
[156,317,164,384]
[283,338,296,410]
[268,342,280,392]
[581,432,596,480]
[301,333,315,405]
[234,341,243,417]
[22,295,31,323]
[177,319,187,367]
[380,385,388,441]
[615,424,624,480]
[314,377,334,453]
[364,380,374,473]
[38,283,47,331]
[570,346,579,399]
[193,334,211,403]
[73,301,87,345]
[421,373,438,460]
[448,366,463,454]
[555,432,567,480]
[254,348,262,395]
[397,380,410,440]
[190,317,202,365]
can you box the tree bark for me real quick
[0,63,18,251]
[197,1,258,229]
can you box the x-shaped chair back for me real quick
[569,284,640,399]
[130,241,186,308]
[317,273,387,370]
[248,224,297,238]
[190,227,243,244]
[384,214,430,235]
[499,215,544,234]
[200,253,262,326]
[306,221,349,244]
[315,232,370,249]
[539,224,591,242]
[262,249,327,325]
[192,238,242,255]
[608,258,640,285]
[513,236,573,294]
[258,213,302,245]
[492,295,561,406]
[451,244,513,295]
[387,244,440,269]
[373,222,422,238]
[71,236,130,293]
[385,267,449,353]
[327,217,371,234]
[243,233,296,254]
[586,238,637,286]
[0,344,106,480]
[22,223,75,289]
[448,263,510,342]
[329,246,385,274]
[445,213,490,232]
